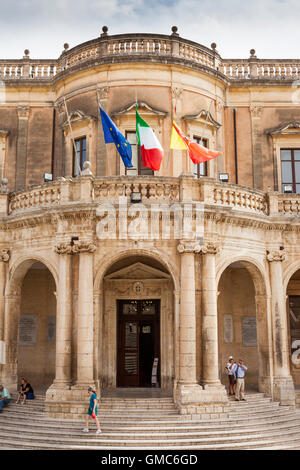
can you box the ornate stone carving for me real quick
[200,242,219,255]
[177,241,201,254]
[0,249,10,262]
[97,86,109,100]
[17,106,30,119]
[132,281,144,295]
[171,87,183,101]
[266,249,285,262]
[250,105,263,119]
[55,241,96,254]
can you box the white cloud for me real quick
[0,0,299,58]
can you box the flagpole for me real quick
[63,96,81,176]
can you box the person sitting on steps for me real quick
[16,378,34,404]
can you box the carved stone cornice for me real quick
[0,249,10,262]
[177,241,201,254]
[97,86,109,100]
[266,249,285,262]
[200,242,219,255]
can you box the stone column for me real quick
[201,243,224,390]
[0,250,9,372]
[16,106,30,190]
[176,241,204,410]
[73,241,96,389]
[267,249,295,406]
[50,244,73,389]
[2,292,21,389]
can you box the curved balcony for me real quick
[3,175,300,221]
[1,28,299,84]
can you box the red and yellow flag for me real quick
[170,120,221,164]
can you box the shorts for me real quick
[26,392,34,400]
[228,375,236,385]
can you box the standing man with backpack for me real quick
[232,359,248,401]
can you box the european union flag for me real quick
[100,107,133,168]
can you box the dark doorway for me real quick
[117,299,160,387]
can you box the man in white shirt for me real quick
[232,359,248,401]
[0,384,11,411]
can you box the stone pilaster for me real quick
[267,249,295,406]
[0,250,9,343]
[201,243,225,391]
[16,106,30,190]
[96,86,109,176]
[250,104,263,190]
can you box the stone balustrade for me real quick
[2,30,297,83]
[5,176,300,219]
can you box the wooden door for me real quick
[117,299,160,387]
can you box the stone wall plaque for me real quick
[224,315,233,343]
[19,314,38,346]
[242,316,257,347]
[47,316,56,344]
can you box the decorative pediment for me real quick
[105,262,170,280]
[182,109,221,128]
[266,121,300,135]
[111,101,167,118]
[61,109,97,128]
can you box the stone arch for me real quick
[3,256,58,391]
[284,260,300,387]
[94,248,177,394]
[94,247,179,293]
[7,255,58,295]
[216,257,272,396]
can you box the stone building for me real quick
[0,26,299,418]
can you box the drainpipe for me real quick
[51,106,56,177]
[233,107,238,184]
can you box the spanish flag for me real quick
[170,120,221,164]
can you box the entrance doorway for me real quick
[117,299,160,387]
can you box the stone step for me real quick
[1,427,300,449]
[2,418,300,440]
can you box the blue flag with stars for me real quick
[100,107,133,168]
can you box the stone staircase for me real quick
[0,393,300,450]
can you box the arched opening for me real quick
[286,269,300,388]
[217,260,271,395]
[4,259,57,393]
[98,254,175,394]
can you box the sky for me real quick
[0,0,299,59]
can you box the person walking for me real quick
[82,385,102,435]
[0,384,11,411]
[225,356,236,396]
[232,359,248,401]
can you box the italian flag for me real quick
[136,106,163,171]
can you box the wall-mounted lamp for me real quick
[283,185,293,194]
[130,191,142,203]
[44,173,53,182]
[219,173,229,183]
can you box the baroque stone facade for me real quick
[0,27,299,417]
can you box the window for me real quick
[125,131,154,176]
[193,136,208,179]
[73,137,87,177]
[281,149,300,193]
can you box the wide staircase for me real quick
[0,393,300,450]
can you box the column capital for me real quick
[177,240,201,254]
[55,240,96,255]
[17,106,30,119]
[201,242,219,255]
[266,248,285,262]
[0,249,10,262]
